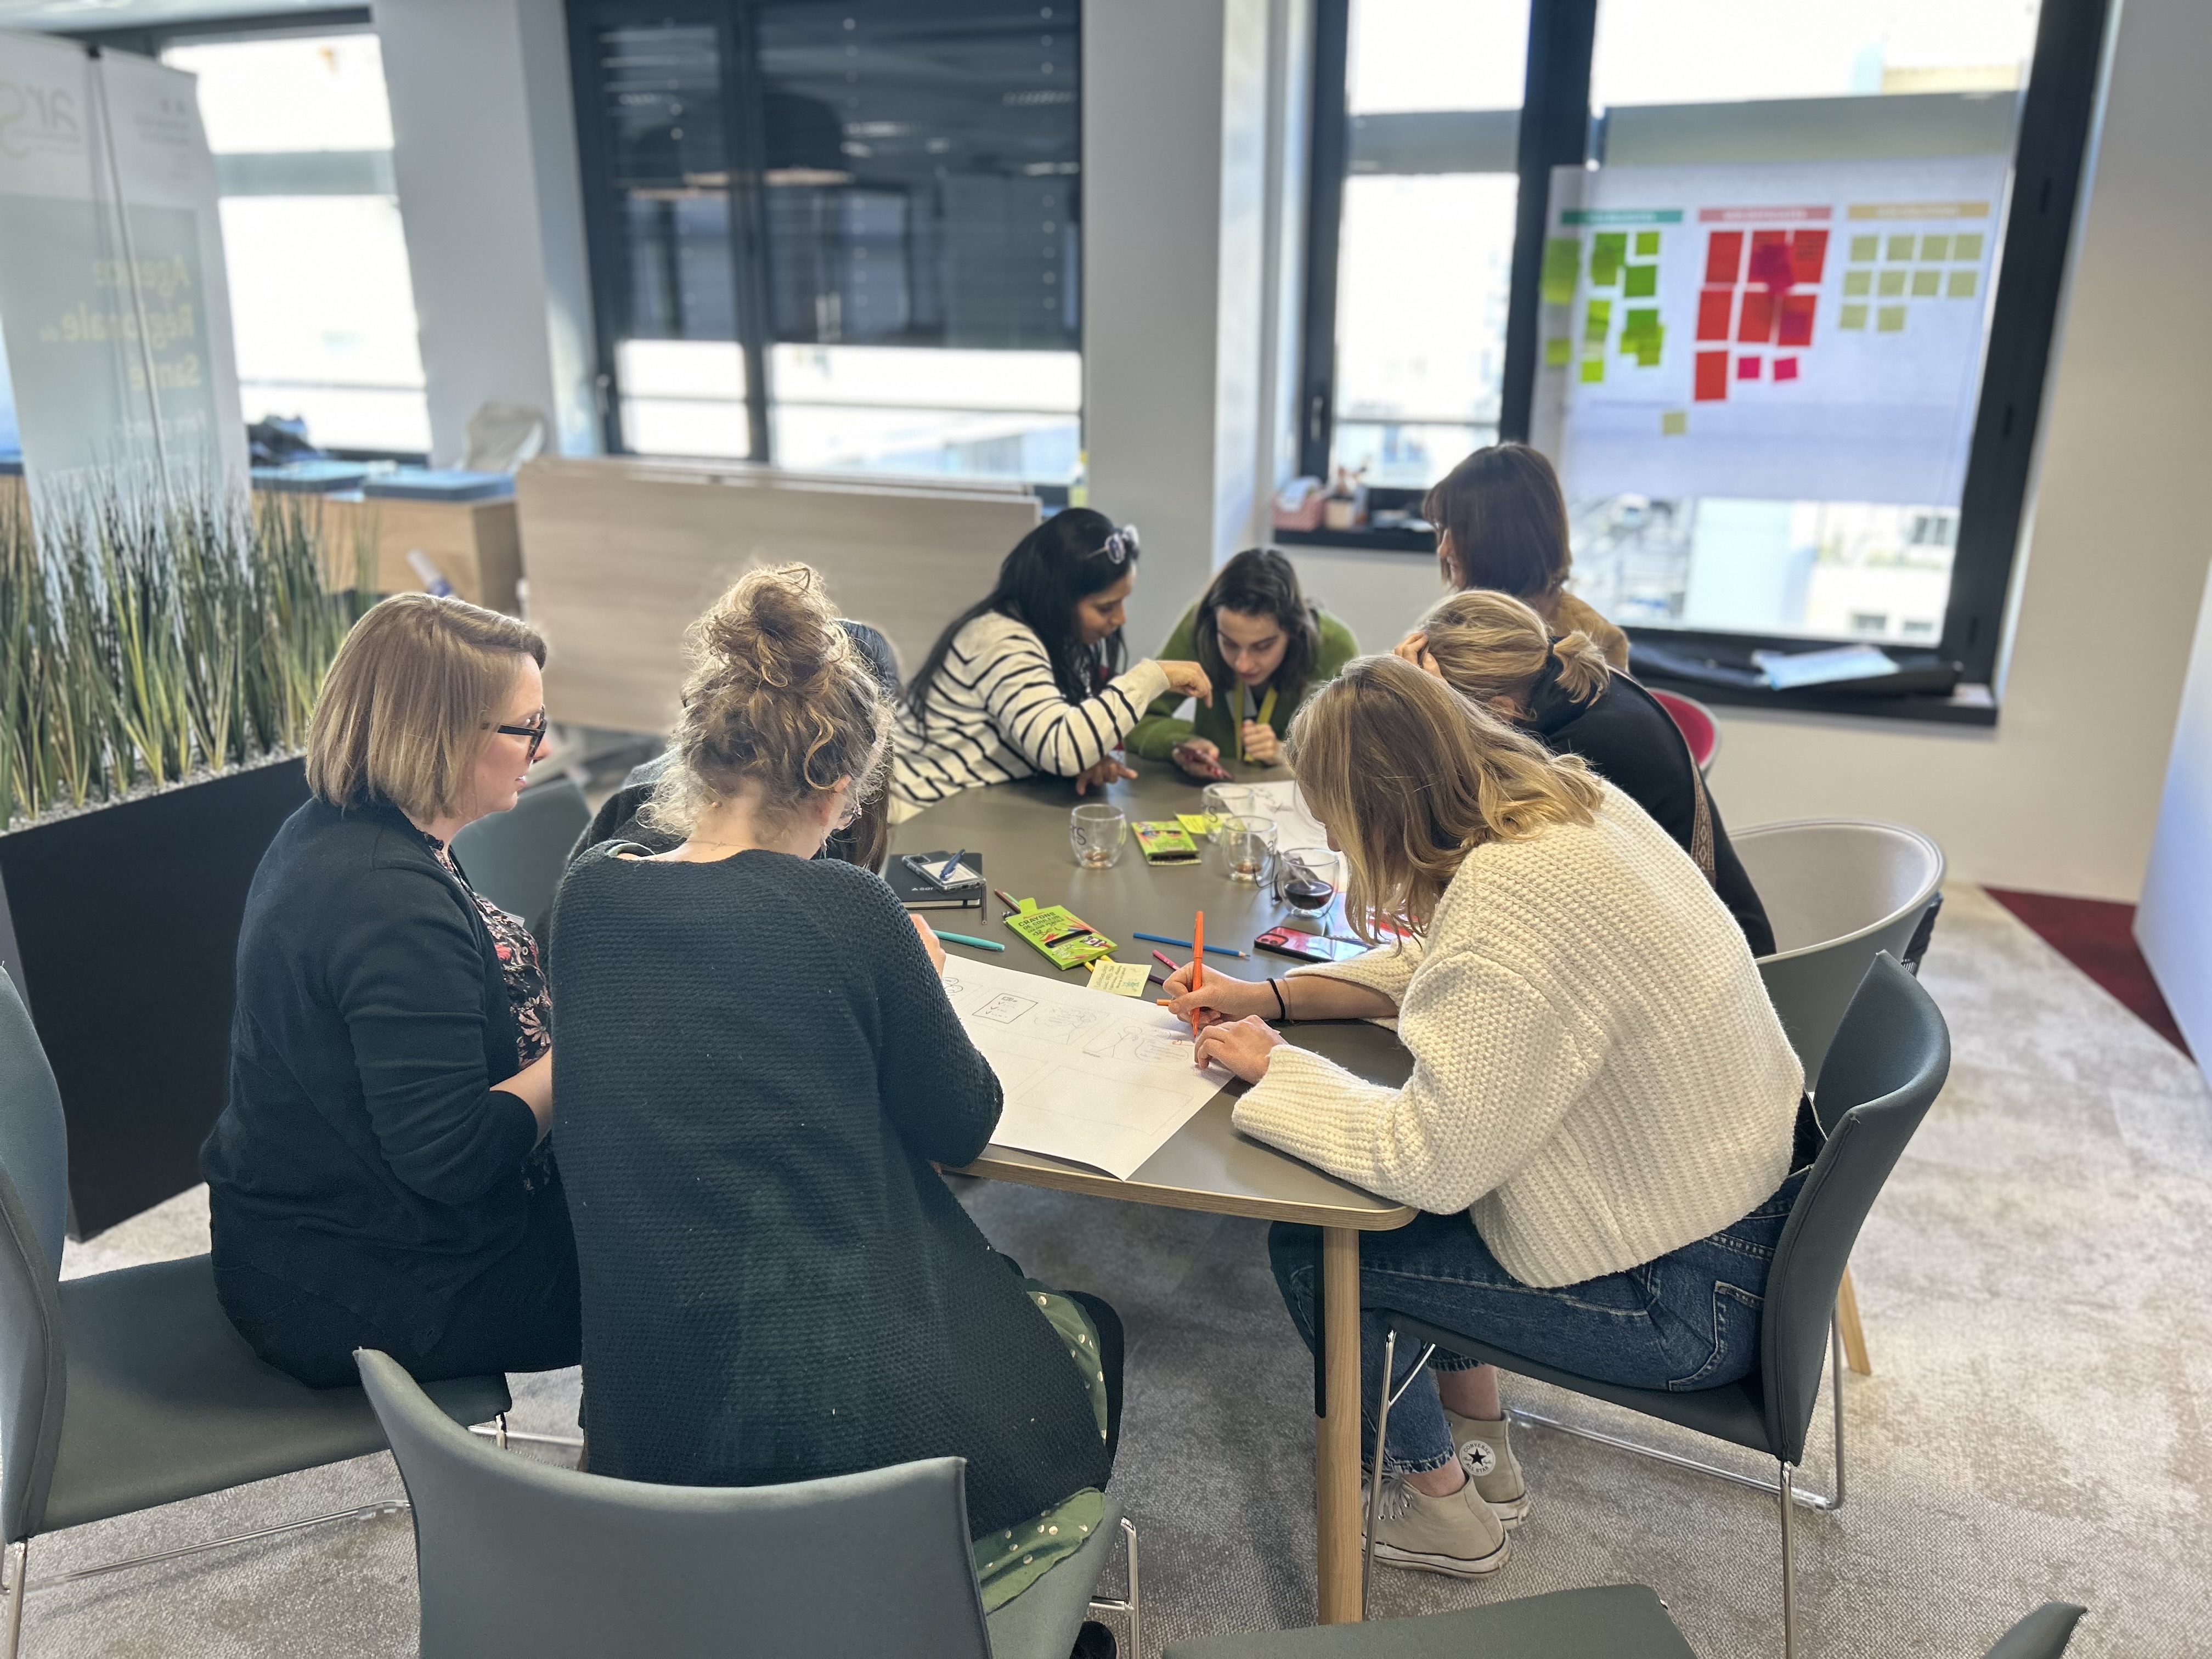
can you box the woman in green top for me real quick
[1127,548,1359,779]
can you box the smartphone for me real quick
[900,852,984,891]
[1254,926,1368,964]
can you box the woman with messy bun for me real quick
[548,565,1124,1611]
[1398,589,1773,953]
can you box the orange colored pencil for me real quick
[1189,911,1204,1037]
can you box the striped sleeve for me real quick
[974,625,1170,777]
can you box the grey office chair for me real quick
[1373,955,1950,1659]
[1163,1586,2083,1659]
[0,969,509,1658]
[451,776,592,940]
[358,1348,1137,1659]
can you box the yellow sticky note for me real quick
[1544,336,1572,368]
[1580,357,1605,383]
[1843,270,1872,296]
[1887,234,1915,261]
[1911,269,1942,297]
[1849,234,1879,262]
[1177,813,1218,836]
[1919,234,1951,261]
[1877,305,1908,333]
[1953,233,1985,261]
[1087,960,1152,998]
[1946,269,1977,299]
[1840,302,1869,330]
[1877,269,1908,297]
[1661,410,1688,436]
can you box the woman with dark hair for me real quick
[1420,443,1630,670]
[892,508,1211,819]
[1126,548,1359,777]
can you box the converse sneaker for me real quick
[1362,1473,1510,1578]
[1444,1409,1530,1529]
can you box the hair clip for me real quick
[1100,524,1140,565]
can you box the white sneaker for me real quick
[1444,1409,1530,1530]
[1361,1473,1510,1578]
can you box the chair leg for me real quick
[1778,1460,1798,1659]
[2,1540,25,1659]
[1830,1317,1848,1513]
[1835,1269,1871,1375]
[1084,1516,1140,1659]
[1362,1330,1398,1620]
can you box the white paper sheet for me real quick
[1240,779,1331,853]
[943,959,1228,1180]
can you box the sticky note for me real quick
[1850,234,1879,262]
[1176,813,1218,836]
[1737,290,1776,343]
[1087,960,1152,998]
[1840,302,1869,329]
[1694,350,1728,402]
[1580,356,1605,383]
[1919,234,1951,261]
[1773,357,1799,382]
[1635,229,1660,257]
[1778,292,1816,347]
[1911,269,1942,297]
[1747,239,1795,292]
[1946,269,1977,299]
[1791,228,1829,285]
[1632,326,1664,367]
[1953,233,1985,261]
[1624,263,1657,297]
[1661,410,1688,436]
[1696,286,1734,341]
[1737,354,1762,380]
[1584,298,1612,345]
[1843,270,1872,296]
[1544,336,1572,367]
[1877,269,1908,296]
[1541,238,1581,305]
[1591,232,1627,286]
[1705,230,1743,285]
[1877,305,1907,332]
[1887,235,1915,261]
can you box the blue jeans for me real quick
[1269,1168,1808,1472]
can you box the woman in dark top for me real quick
[1402,589,1775,955]
[550,563,1116,1609]
[201,594,579,1389]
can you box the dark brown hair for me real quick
[1193,548,1322,701]
[1421,443,1572,601]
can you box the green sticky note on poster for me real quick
[1544,336,1572,367]
[1946,269,1977,299]
[1911,269,1942,297]
[1843,270,1871,296]
[1632,328,1663,367]
[1580,357,1605,383]
[1584,298,1612,345]
[1954,233,1985,261]
[1541,238,1581,306]
[1590,232,1627,286]
[1620,305,1662,366]
[1919,234,1951,261]
[1850,234,1879,262]
[1877,305,1907,333]
[1623,263,1657,297]
[1887,234,1915,261]
[1661,410,1688,436]
[1877,269,1908,297]
[1634,229,1660,257]
[1839,302,1869,330]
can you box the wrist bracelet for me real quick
[1268,978,1289,1022]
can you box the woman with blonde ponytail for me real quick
[1400,590,1774,955]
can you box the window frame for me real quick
[1293,0,2114,700]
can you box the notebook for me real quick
[885,850,986,911]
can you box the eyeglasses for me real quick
[1098,524,1140,565]
[494,714,549,757]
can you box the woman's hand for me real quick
[1171,737,1229,780]
[1157,660,1215,704]
[1073,754,1139,794]
[1159,968,1274,1029]
[1240,720,1282,765]
[1193,1015,1286,1081]
[911,912,947,974]
[1392,631,1442,678]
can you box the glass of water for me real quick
[1201,783,1255,837]
[1211,814,1278,885]
[1069,803,1128,868]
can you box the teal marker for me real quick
[933,929,1007,952]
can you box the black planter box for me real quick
[0,759,311,1238]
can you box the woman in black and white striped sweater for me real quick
[891,510,1212,821]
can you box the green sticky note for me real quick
[1953,232,1985,261]
[1919,234,1951,261]
[1911,268,1942,297]
[1544,336,1572,368]
[1877,269,1908,297]
[1887,234,1915,261]
[1580,356,1605,383]
[1591,232,1627,286]
[1623,263,1657,297]
[1633,327,1663,367]
[1634,229,1660,257]
[1843,270,1872,296]
[1877,304,1907,333]
[1661,410,1688,436]
[1946,269,1977,299]
[1839,302,1869,330]
[1850,234,1879,262]
[1584,298,1612,345]
[1541,238,1581,306]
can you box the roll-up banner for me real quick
[0,30,246,514]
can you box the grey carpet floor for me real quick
[22,884,2210,1656]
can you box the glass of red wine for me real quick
[1277,847,1340,915]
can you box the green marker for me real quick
[933,929,1007,952]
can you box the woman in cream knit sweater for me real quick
[1161,655,1805,1579]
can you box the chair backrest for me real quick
[357,1350,996,1659]
[0,969,70,1544]
[1759,954,1948,1464]
[450,778,593,942]
[1984,1602,2085,1659]
[1646,687,1719,773]
[1736,818,1945,1082]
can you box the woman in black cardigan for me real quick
[1401,589,1776,955]
[201,594,579,1388]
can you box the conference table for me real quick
[889,764,1419,1627]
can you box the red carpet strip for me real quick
[1983,887,2191,1058]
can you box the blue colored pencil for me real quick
[939,848,966,879]
[1132,929,1248,960]
[933,929,1007,952]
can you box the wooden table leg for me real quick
[1836,1265,1872,1375]
[1316,1227,1363,1624]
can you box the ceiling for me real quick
[0,0,342,30]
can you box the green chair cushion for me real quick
[985,1488,1125,1659]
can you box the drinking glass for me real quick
[1069,803,1128,868]
[1211,814,1278,885]
[1200,783,1255,838]
[1276,846,1341,913]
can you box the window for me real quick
[1298,0,2110,692]
[570,0,1082,484]
[161,30,431,458]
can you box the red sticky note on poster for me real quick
[1737,355,1762,380]
[1779,292,1816,347]
[1737,290,1776,343]
[1748,240,1796,293]
[1705,230,1743,286]
[1773,357,1800,381]
[1695,350,1729,402]
[1791,229,1829,285]
[1696,287,1734,341]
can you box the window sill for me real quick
[1636,670,1997,727]
[1273,525,1437,554]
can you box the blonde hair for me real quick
[646,563,892,836]
[1288,654,1604,940]
[307,593,545,822]
[1417,589,1611,713]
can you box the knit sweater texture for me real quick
[1233,786,1803,1288]
[548,847,1109,1533]
[891,612,1170,821]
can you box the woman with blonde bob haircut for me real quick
[1160,655,1805,1581]
[202,593,580,1389]
[1400,589,1774,953]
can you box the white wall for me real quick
[2136,568,2212,1058]
[375,0,598,467]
